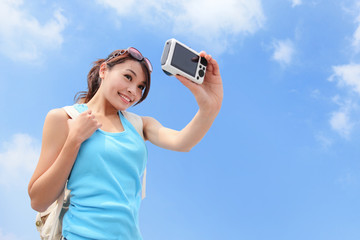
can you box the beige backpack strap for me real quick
[122,111,147,200]
[142,168,147,200]
[121,111,144,140]
[63,105,80,119]
[49,190,65,239]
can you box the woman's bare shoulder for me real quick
[46,108,70,122]
[42,108,71,134]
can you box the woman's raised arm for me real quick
[142,52,223,152]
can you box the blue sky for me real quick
[1,0,360,239]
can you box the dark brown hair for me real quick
[75,50,151,105]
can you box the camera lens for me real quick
[199,69,205,77]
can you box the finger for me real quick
[175,74,190,84]
[199,51,207,57]
[209,58,220,75]
[198,51,214,72]
[205,54,212,63]
[175,75,200,94]
[79,110,91,118]
[205,61,214,73]
[199,51,212,62]
[92,120,102,129]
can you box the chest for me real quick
[71,130,147,179]
[95,114,125,133]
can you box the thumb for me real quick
[175,75,201,94]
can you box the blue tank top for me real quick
[62,104,147,240]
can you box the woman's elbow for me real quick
[31,200,45,212]
[28,189,50,212]
[175,145,192,152]
[30,197,48,212]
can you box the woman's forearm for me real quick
[174,108,220,152]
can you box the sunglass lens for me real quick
[128,47,152,73]
[144,58,153,73]
[129,47,142,61]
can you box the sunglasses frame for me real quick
[106,47,153,73]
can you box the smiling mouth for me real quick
[118,92,132,103]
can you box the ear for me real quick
[99,62,107,79]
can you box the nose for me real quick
[127,84,137,96]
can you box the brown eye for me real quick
[138,85,145,91]
[125,74,132,81]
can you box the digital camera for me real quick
[161,38,207,84]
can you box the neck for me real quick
[86,92,118,117]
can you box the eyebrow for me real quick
[126,69,137,77]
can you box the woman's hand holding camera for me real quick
[175,51,223,115]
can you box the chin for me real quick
[118,102,134,111]
[111,98,138,111]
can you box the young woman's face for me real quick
[101,60,146,111]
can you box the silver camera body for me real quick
[161,39,207,84]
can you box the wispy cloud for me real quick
[315,132,333,149]
[353,14,360,52]
[329,107,354,139]
[326,3,360,139]
[327,65,360,138]
[0,134,39,188]
[271,39,295,66]
[335,169,359,188]
[327,93,359,138]
[0,0,67,62]
[329,64,360,95]
[95,0,265,54]
[291,0,302,8]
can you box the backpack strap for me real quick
[63,105,80,119]
[121,111,144,140]
[121,111,147,200]
[63,106,147,200]
[49,189,65,239]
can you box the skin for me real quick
[28,51,223,212]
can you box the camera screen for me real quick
[171,43,199,77]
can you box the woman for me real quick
[28,46,223,239]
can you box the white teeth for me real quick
[119,93,131,102]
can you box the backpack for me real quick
[35,105,147,240]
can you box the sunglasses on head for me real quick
[106,47,153,73]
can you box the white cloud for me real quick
[95,0,265,53]
[327,95,358,138]
[96,0,136,16]
[0,134,40,187]
[315,132,333,149]
[272,39,295,66]
[291,0,302,8]
[326,5,360,139]
[329,64,360,95]
[329,109,353,138]
[0,0,67,62]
